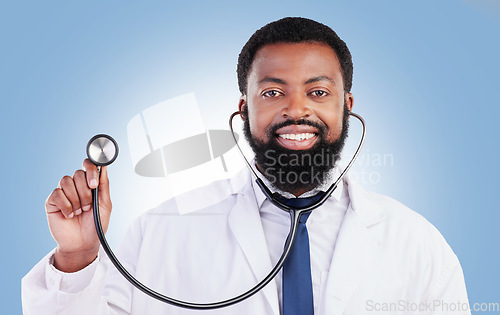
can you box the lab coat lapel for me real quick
[227,176,280,315]
[322,176,384,314]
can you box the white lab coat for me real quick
[22,169,470,314]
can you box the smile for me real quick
[275,125,320,150]
[274,124,321,150]
[276,133,318,150]
[278,133,316,141]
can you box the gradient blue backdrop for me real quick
[2,1,499,313]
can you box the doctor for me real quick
[22,17,470,314]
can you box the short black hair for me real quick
[237,17,353,95]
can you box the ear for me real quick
[238,95,247,121]
[345,92,354,112]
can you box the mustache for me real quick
[266,119,328,138]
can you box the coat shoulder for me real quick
[136,169,251,229]
[352,181,440,235]
[347,177,457,262]
[352,181,460,270]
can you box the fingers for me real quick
[46,187,73,218]
[59,175,82,217]
[46,158,105,219]
[73,170,92,212]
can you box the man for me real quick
[22,17,470,314]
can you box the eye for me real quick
[309,90,329,97]
[262,90,282,98]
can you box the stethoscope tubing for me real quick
[92,111,366,309]
[92,179,301,309]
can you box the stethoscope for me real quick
[86,110,366,310]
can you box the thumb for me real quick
[98,166,112,208]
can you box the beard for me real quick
[242,104,350,194]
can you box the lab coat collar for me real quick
[227,169,280,315]
[344,172,386,227]
[227,168,385,314]
[321,173,385,314]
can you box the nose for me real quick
[280,92,312,120]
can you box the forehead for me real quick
[249,42,343,84]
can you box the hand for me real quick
[45,158,112,272]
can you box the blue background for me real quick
[2,0,499,313]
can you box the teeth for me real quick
[278,133,315,141]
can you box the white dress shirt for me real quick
[253,167,349,313]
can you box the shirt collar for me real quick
[250,159,344,209]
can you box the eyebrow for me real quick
[259,77,287,85]
[304,75,335,85]
[258,75,335,86]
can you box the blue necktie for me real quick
[274,193,325,315]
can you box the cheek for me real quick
[248,113,260,135]
[321,110,344,140]
[248,110,270,139]
[247,102,276,139]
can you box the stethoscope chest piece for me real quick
[86,134,119,166]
